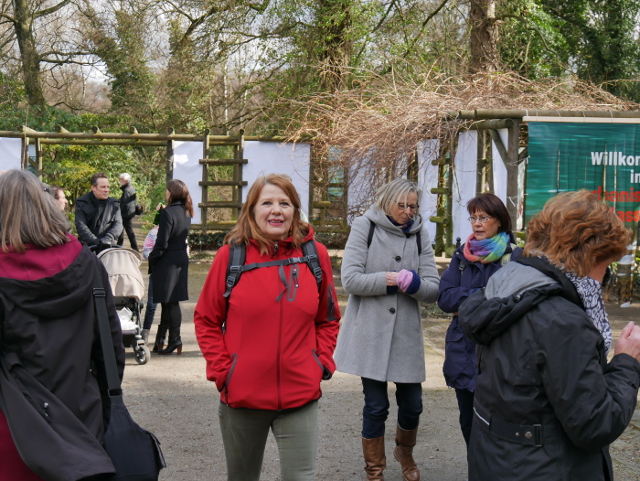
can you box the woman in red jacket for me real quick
[194,174,340,481]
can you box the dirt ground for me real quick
[120,253,640,481]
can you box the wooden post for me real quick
[21,137,28,170]
[476,130,486,193]
[35,138,42,176]
[166,128,174,183]
[446,137,455,251]
[233,129,245,219]
[201,130,210,229]
[506,120,520,227]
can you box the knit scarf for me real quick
[463,231,510,264]
[564,271,612,355]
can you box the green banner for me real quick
[526,121,640,225]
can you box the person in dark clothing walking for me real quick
[148,179,192,355]
[75,173,123,252]
[117,173,139,251]
[459,190,640,481]
[437,193,521,449]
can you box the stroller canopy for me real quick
[97,248,145,301]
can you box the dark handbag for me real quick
[94,287,166,480]
[0,352,116,481]
[134,204,144,216]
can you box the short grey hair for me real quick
[119,173,131,182]
[375,178,422,215]
[0,170,70,252]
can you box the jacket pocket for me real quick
[224,354,238,392]
[311,349,324,374]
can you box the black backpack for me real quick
[223,240,323,298]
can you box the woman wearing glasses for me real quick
[335,178,440,481]
[437,193,521,451]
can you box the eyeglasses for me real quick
[467,215,493,224]
[397,203,419,212]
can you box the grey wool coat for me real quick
[334,207,440,383]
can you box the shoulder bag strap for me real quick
[93,287,121,396]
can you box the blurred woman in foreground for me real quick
[0,169,124,480]
[459,190,640,481]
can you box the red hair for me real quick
[524,190,630,276]
[225,174,309,254]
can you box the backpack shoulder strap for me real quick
[224,243,246,298]
[302,240,323,288]
[367,220,375,248]
[368,219,422,255]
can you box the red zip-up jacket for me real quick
[194,229,340,410]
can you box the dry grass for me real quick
[285,70,638,173]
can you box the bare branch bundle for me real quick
[285,70,637,169]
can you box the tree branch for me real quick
[378,0,451,75]
[35,0,72,19]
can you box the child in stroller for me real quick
[97,247,150,364]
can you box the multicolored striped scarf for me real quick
[463,231,510,264]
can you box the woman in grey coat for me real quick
[334,179,440,481]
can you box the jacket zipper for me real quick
[277,280,283,410]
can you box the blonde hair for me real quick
[0,170,70,253]
[225,174,309,254]
[375,178,421,216]
[524,190,630,276]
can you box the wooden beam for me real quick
[199,158,248,165]
[506,120,521,227]
[448,109,640,120]
[489,129,509,165]
[199,201,243,209]
[199,180,248,187]
[469,119,515,130]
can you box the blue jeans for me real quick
[361,377,423,439]
[143,276,158,330]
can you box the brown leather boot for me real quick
[362,436,386,480]
[393,426,420,481]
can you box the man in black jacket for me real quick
[75,173,123,252]
[117,172,139,250]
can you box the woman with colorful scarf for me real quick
[437,193,521,450]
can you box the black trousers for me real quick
[455,388,474,447]
[117,216,138,250]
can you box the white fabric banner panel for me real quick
[417,139,440,244]
[452,131,478,243]
[243,141,311,214]
[0,137,22,171]
[491,128,508,204]
[517,157,526,230]
[172,141,203,225]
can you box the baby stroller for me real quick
[97,247,150,365]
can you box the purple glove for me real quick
[396,269,413,292]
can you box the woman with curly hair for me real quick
[458,190,640,481]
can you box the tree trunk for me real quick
[469,0,500,73]
[13,0,46,106]
[316,0,353,91]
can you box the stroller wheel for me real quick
[135,345,150,365]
